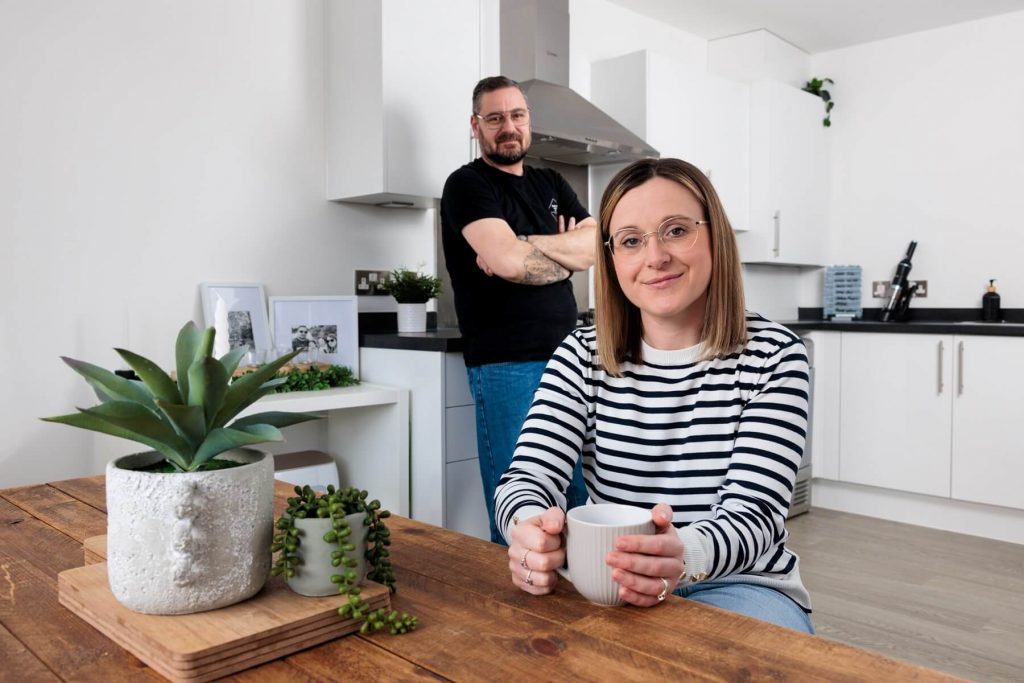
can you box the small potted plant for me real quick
[43,321,320,615]
[272,484,417,635]
[378,266,442,334]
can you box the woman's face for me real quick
[608,176,712,343]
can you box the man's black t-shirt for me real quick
[440,159,590,367]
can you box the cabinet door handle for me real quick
[957,341,964,396]
[772,210,781,257]
[937,340,944,394]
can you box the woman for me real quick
[494,158,813,633]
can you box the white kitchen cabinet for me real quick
[325,0,480,207]
[736,80,827,265]
[590,50,750,230]
[950,336,1024,510]
[837,332,1024,511]
[360,347,488,539]
[838,333,953,497]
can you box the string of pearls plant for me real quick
[271,485,417,635]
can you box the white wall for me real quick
[0,0,435,487]
[814,11,1024,310]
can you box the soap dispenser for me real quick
[982,279,1001,322]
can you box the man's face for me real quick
[296,327,308,339]
[471,87,531,167]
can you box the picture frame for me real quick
[199,282,272,358]
[269,295,359,377]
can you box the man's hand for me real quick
[476,254,493,276]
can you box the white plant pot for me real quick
[396,302,427,333]
[285,513,369,597]
[105,448,274,615]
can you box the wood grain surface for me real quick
[1,478,967,682]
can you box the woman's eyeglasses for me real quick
[604,217,707,261]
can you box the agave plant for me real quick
[43,321,319,472]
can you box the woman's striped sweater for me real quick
[494,313,812,611]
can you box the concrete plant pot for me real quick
[105,448,274,615]
[285,512,369,597]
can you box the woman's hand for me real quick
[507,507,566,595]
[606,503,685,607]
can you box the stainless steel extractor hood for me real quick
[500,0,658,166]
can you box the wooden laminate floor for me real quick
[786,507,1024,682]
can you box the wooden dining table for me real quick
[1,476,962,682]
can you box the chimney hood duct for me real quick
[500,0,658,166]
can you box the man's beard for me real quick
[483,132,529,166]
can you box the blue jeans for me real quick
[467,361,588,545]
[674,581,815,634]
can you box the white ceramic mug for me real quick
[556,503,655,606]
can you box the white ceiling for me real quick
[605,0,1024,53]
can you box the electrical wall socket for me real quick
[355,269,393,296]
[871,280,928,298]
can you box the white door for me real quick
[951,336,1024,510]
[839,333,953,497]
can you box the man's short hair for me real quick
[472,76,526,114]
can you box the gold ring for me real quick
[525,569,535,586]
[657,577,669,602]
[520,549,531,568]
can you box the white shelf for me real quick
[238,382,401,417]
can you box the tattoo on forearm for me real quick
[522,247,570,285]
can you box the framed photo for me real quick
[199,283,272,357]
[269,296,359,377]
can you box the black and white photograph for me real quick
[199,282,272,357]
[270,296,358,377]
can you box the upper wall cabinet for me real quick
[590,50,750,231]
[735,80,827,265]
[325,0,480,208]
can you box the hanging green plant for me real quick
[271,484,417,635]
[802,77,834,127]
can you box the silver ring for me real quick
[525,569,535,586]
[520,549,531,568]
[657,577,669,602]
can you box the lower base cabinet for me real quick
[835,332,1023,511]
[360,347,490,540]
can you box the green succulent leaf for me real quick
[188,356,229,429]
[61,357,156,409]
[175,322,204,403]
[213,350,300,427]
[157,400,207,448]
[229,410,321,430]
[41,410,189,471]
[192,424,283,467]
[218,345,249,378]
[82,401,192,453]
[115,348,182,404]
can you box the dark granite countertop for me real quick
[361,327,464,352]
[784,307,1024,337]
[357,309,1024,354]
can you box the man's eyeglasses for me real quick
[474,108,530,130]
[605,217,707,261]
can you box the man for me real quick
[291,326,310,352]
[441,76,595,544]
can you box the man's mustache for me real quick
[496,133,522,143]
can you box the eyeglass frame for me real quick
[473,108,531,130]
[603,216,709,258]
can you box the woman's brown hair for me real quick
[594,158,746,376]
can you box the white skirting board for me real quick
[812,478,1024,546]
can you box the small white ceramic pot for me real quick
[105,448,274,615]
[285,512,370,597]
[396,302,427,333]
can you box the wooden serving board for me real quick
[60,536,389,682]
